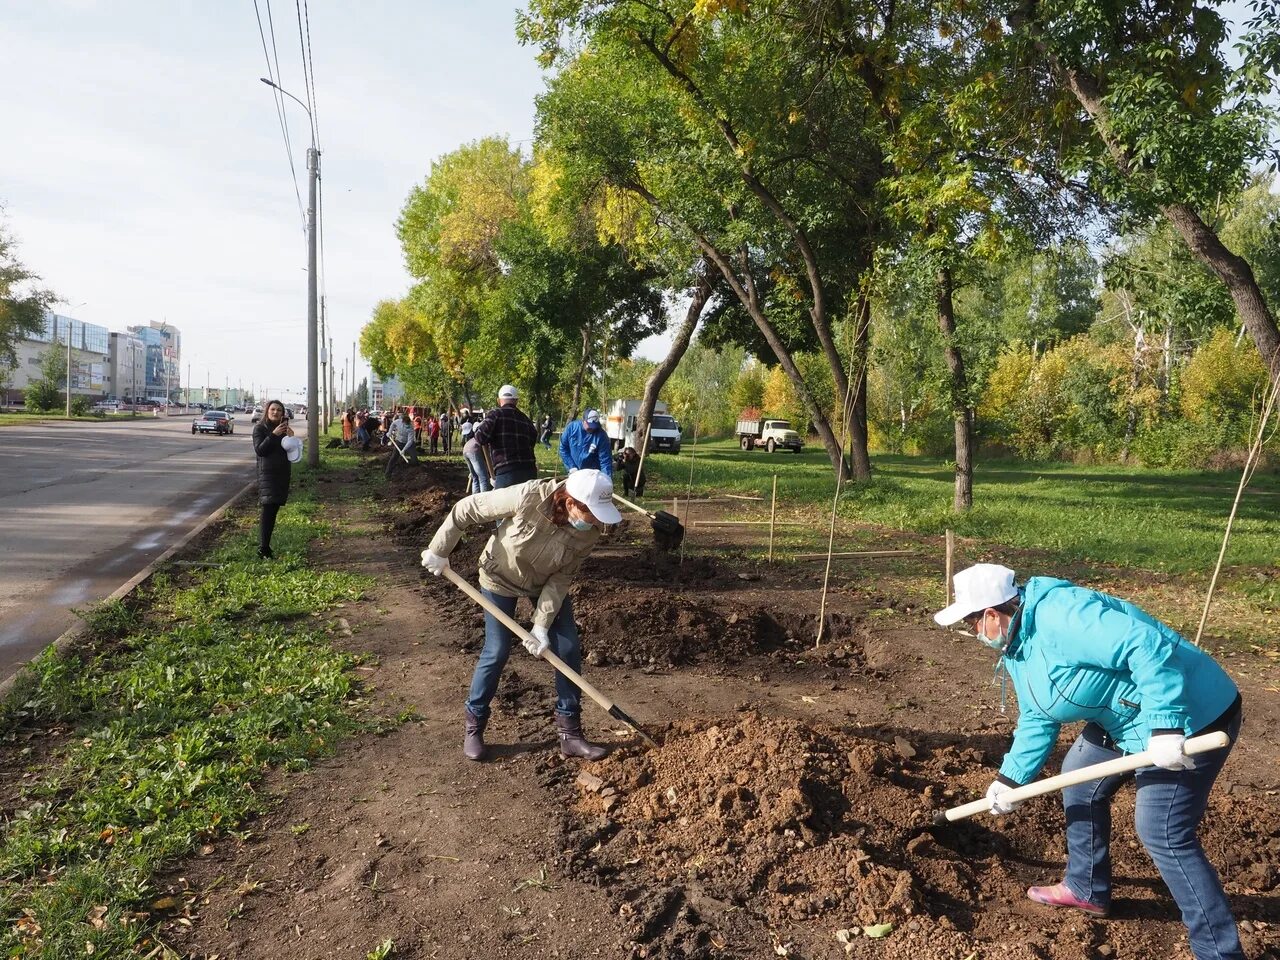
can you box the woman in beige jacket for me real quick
[421,469,622,761]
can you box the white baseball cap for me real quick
[584,408,601,424]
[460,420,474,437]
[281,435,303,463]
[563,468,622,525]
[498,384,518,401]
[934,563,1018,626]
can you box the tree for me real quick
[1018,0,1280,382]
[0,221,55,374]
[527,8,868,479]
[23,345,66,412]
[390,138,662,418]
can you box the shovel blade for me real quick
[650,510,685,550]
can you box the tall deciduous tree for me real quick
[1017,0,1280,381]
[0,222,55,374]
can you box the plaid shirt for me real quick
[473,404,538,475]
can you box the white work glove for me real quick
[420,549,450,577]
[568,467,578,473]
[523,624,550,658]
[1148,733,1196,771]
[986,779,1020,816]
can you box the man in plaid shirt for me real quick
[473,385,538,488]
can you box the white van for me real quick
[605,399,682,454]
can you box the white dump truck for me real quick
[605,399,683,453]
[736,411,804,453]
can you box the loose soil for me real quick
[155,451,1280,959]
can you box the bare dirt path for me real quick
[171,455,1280,960]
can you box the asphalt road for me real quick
[0,413,286,681]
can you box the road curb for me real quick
[0,479,257,705]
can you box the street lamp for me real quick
[261,77,320,467]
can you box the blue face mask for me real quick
[569,517,594,532]
[976,613,1009,652]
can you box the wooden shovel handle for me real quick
[613,492,654,520]
[942,730,1232,823]
[442,566,618,713]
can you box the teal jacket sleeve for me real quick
[997,666,1062,784]
[1039,586,1191,732]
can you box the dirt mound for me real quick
[557,714,1280,960]
[573,583,867,670]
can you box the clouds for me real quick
[0,1,543,397]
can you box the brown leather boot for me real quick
[555,713,609,761]
[464,708,488,761]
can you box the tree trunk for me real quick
[1060,65,1280,382]
[936,266,973,512]
[846,290,873,478]
[569,323,591,421]
[624,183,849,478]
[635,35,873,477]
[1122,307,1144,462]
[637,256,715,452]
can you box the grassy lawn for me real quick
[603,439,1279,575]
[0,412,144,426]
[0,459,375,959]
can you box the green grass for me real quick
[621,439,1279,575]
[0,411,142,426]
[0,472,371,959]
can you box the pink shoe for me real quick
[1027,883,1109,918]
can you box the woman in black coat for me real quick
[252,400,294,558]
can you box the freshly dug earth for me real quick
[560,713,1280,960]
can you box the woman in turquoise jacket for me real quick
[935,563,1243,960]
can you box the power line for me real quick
[295,0,318,147]
[252,0,305,231]
[302,0,320,147]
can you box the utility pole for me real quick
[306,146,320,467]
[319,295,328,433]
[186,362,191,410]
[65,319,72,418]
[329,335,335,426]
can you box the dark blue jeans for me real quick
[492,465,537,489]
[1061,714,1243,960]
[466,591,581,721]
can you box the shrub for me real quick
[23,380,61,412]
[69,395,91,416]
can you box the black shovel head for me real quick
[651,510,685,550]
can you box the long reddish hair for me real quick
[550,487,581,527]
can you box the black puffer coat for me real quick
[252,421,292,506]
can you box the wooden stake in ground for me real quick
[768,473,778,563]
[1193,372,1280,646]
[793,550,917,560]
[679,418,700,564]
[945,529,955,606]
[634,422,652,495]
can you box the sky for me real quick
[0,1,571,401]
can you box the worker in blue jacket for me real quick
[935,563,1243,960]
[559,408,613,478]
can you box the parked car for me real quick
[250,407,264,423]
[192,410,235,435]
[91,400,120,413]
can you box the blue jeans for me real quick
[466,591,581,720]
[463,449,491,493]
[1061,714,1243,960]
[493,465,537,488]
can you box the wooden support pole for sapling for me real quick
[794,550,917,560]
[768,473,778,563]
[945,529,955,606]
